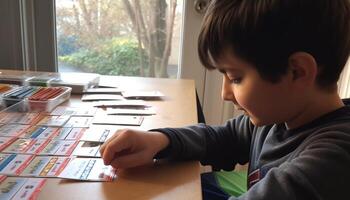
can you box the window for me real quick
[56,0,183,78]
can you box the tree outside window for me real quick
[57,0,182,78]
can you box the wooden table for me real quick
[38,76,202,200]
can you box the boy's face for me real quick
[218,53,300,126]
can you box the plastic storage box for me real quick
[1,86,72,112]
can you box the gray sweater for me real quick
[155,105,350,200]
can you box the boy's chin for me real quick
[249,118,274,127]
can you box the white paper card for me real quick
[93,115,144,126]
[59,158,116,181]
[11,178,47,200]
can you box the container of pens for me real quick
[2,86,72,111]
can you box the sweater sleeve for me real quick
[230,131,350,200]
[153,115,253,171]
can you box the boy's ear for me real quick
[288,52,317,86]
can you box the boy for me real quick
[100,0,350,199]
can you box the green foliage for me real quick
[59,38,147,76]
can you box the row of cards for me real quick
[0,125,128,143]
[0,113,144,127]
[0,155,116,181]
[0,138,103,157]
[0,176,46,200]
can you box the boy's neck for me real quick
[285,91,344,130]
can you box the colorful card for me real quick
[21,156,70,177]
[2,138,49,155]
[0,154,34,175]
[50,106,97,116]
[81,94,124,101]
[2,139,36,154]
[0,137,17,151]
[106,107,156,115]
[54,140,78,156]
[93,115,144,126]
[64,117,93,128]
[39,140,78,156]
[0,177,27,200]
[59,158,116,181]
[0,154,17,171]
[11,178,47,200]
[40,156,70,177]
[0,124,31,137]
[51,128,72,140]
[72,141,102,157]
[20,126,59,139]
[7,113,43,125]
[25,139,50,155]
[21,156,51,177]
[37,115,70,127]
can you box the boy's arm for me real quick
[230,131,350,200]
[154,115,253,170]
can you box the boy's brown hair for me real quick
[198,0,350,88]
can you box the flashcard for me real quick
[35,127,59,139]
[122,90,164,99]
[20,126,59,139]
[39,140,78,156]
[64,117,93,128]
[51,128,72,140]
[0,124,31,137]
[0,154,34,175]
[50,106,97,116]
[21,156,70,177]
[38,140,61,155]
[19,126,42,139]
[2,139,36,154]
[65,128,86,140]
[72,141,102,157]
[8,113,43,125]
[93,115,144,126]
[53,140,78,156]
[40,156,70,177]
[21,156,51,177]
[0,177,27,200]
[59,158,116,181]
[81,94,124,101]
[0,112,20,124]
[11,178,47,200]
[37,115,70,127]
[0,154,17,171]
[25,139,50,155]
[83,88,123,94]
[80,126,118,142]
[0,137,17,151]
[106,107,156,115]
[93,100,149,108]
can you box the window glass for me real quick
[56,0,183,78]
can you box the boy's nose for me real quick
[221,74,237,103]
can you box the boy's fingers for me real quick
[110,151,151,169]
[100,130,122,155]
[102,132,132,165]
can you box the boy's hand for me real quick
[100,129,169,169]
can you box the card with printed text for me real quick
[59,158,116,181]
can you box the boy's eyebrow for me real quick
[218,68,241,74]
[218,69,226,74]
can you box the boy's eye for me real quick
[230,77,242,84]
